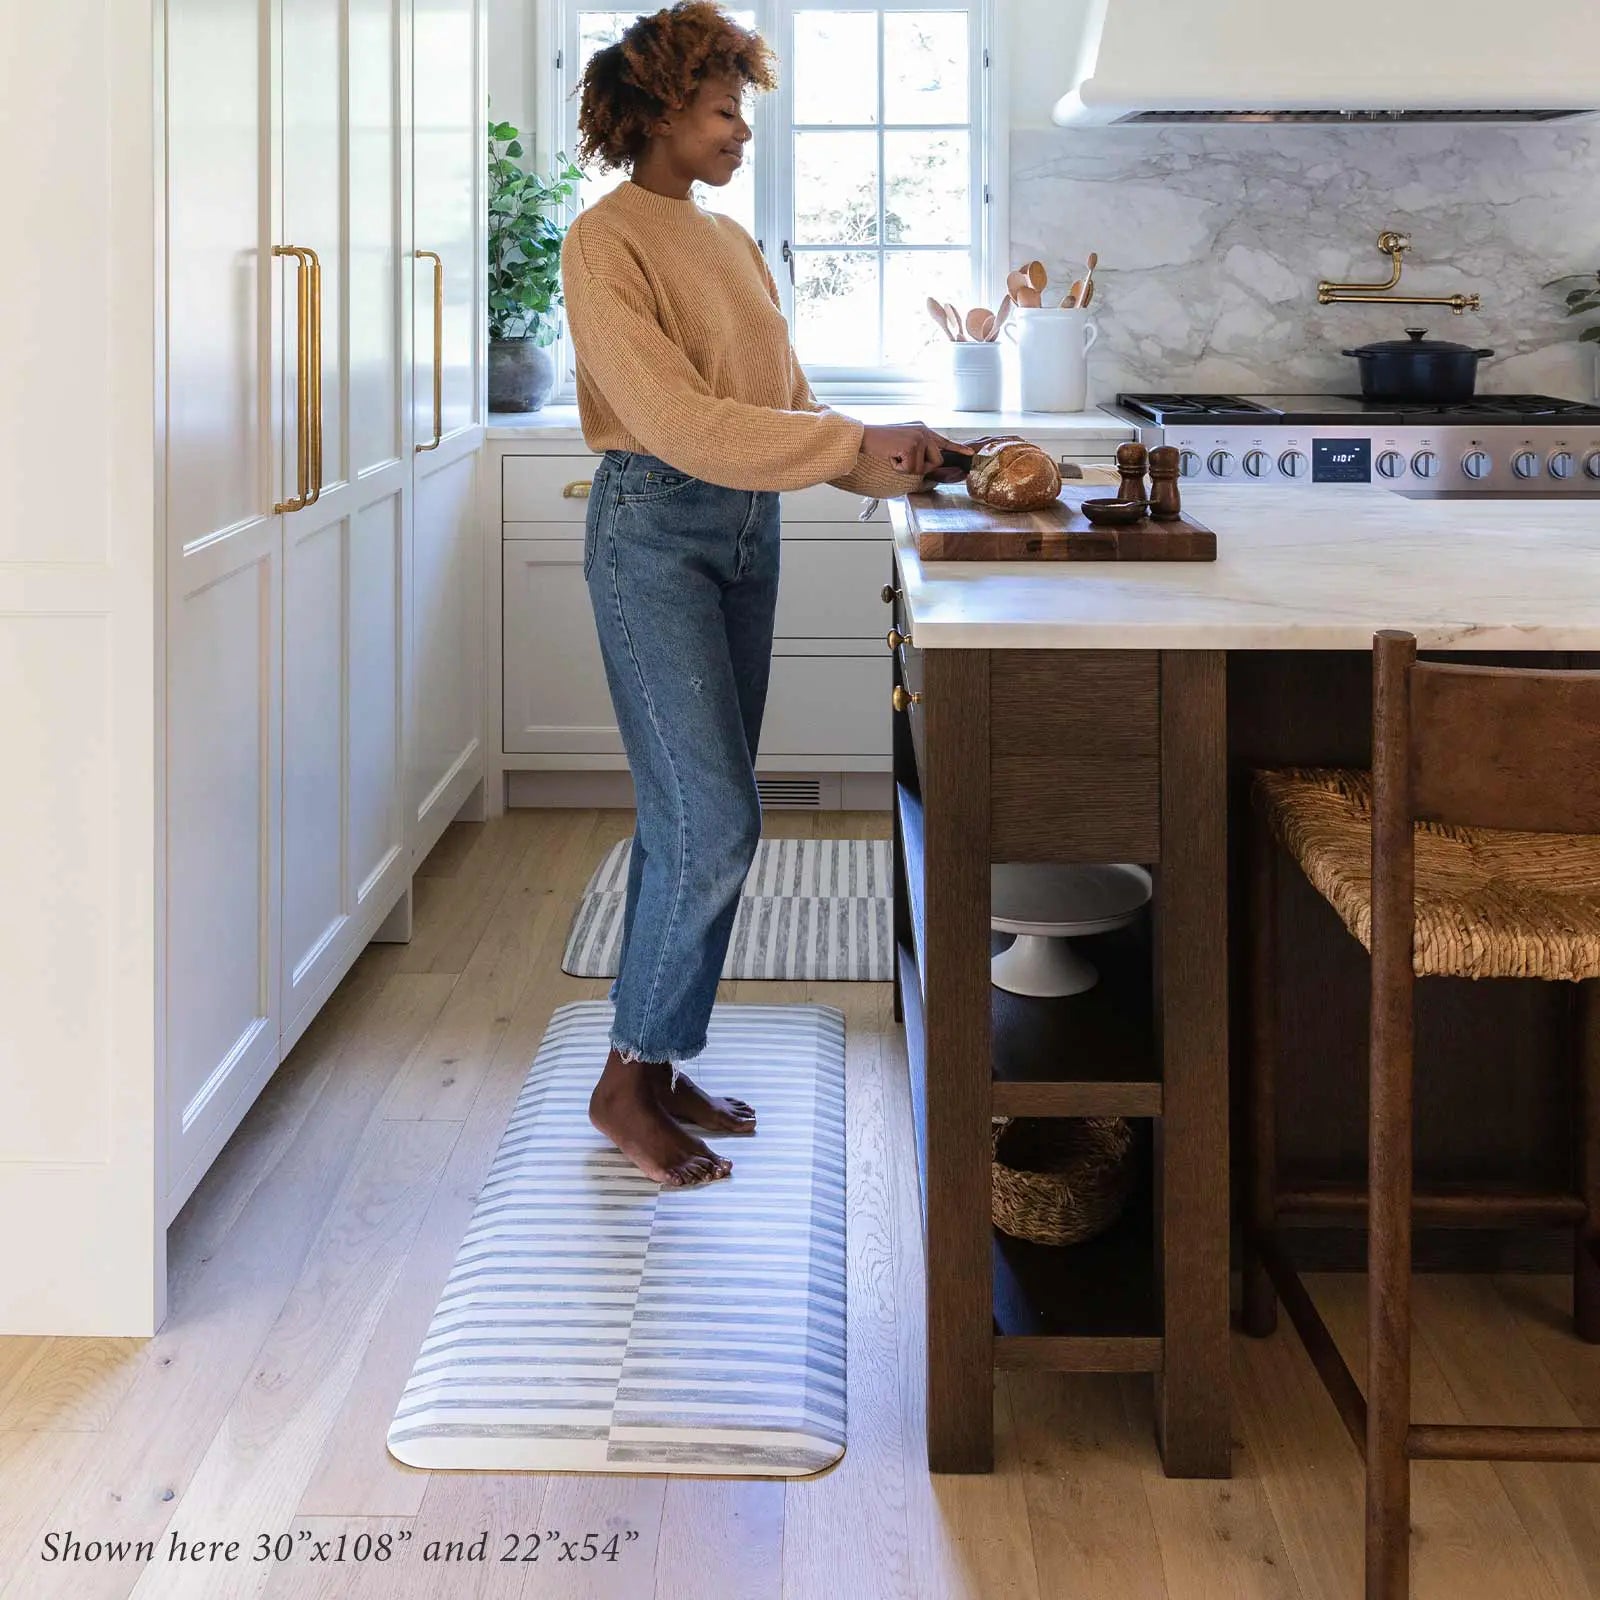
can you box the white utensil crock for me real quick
[948,338,1002,411]
[1004,306,1098,412]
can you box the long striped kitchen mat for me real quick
[387,1000,847,1476]
[561,836,892,982]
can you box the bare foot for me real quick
[589,1050,732,1186]
[652,1068,757,1135]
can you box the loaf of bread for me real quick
[965,435,1062,512]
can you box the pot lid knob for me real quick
[1405,328,1427,341]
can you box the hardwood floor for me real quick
[3,806,1600,1598]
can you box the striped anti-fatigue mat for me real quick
[387,1001,847,1476]
[561,837,891,982]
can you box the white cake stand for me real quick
[990,863,1153,997]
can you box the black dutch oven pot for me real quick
[1343,327,1495,403]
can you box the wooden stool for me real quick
[1242,630,1600,1600]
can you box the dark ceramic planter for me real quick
[489,337,556,412]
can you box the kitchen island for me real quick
[886,483,1600,1476]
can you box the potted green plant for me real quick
[1545,268,1600,391]
[488,117,581,412]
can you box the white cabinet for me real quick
[0,0,484,1334]
[498,451,896,772]
[278,0,412,1050]
[410,0,486,860]
[164,0,285,1203]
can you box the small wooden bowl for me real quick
[1080,497,1148,525]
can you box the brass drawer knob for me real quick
[881,583,901,604]
[886,627,908,651]
[562,479,593,499]
[892,685,921,713]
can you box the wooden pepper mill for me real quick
[1114,442,1148,505]
[1147,445,1182,520]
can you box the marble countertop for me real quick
[487,403,1137,444]
[890,484,1600,650]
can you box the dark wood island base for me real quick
[888,593,1231,1477]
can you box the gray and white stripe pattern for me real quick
[562,837,891,982]
[387,1000,847,1476]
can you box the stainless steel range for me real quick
[1104,393,1600,496]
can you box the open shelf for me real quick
[896,781,1161,1120]
[899,933,1162,1375]
[993,1172,1163,1372]
[991,927,1161,1118]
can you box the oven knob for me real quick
[1548,450,1575,480]
[1587,451,1600,480]
[1277,449,1308,478]
[1178,449,1203,478]
[1242,449,1271,478]
[1462,449,1493,480]
[1512,450,1540,479]
[1207,450,1236,478]
[1410,449,1438,479]
[1375,450,1406,479]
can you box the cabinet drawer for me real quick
[504,454,887,530]
[780,482,885,524]
[503,454,602,523]
[777,539,893,638]
[763,654,889,757]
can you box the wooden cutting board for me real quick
[908,483,1217,561]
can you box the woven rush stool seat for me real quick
[1254,766,1600,982]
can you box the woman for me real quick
[561,1,961,1188]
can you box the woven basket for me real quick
[991,1116,1138,1246]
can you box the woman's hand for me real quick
[860,421,967,480]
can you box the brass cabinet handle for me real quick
[273,245,312,512]
[302,245,324,504]
[886,627,908,651]
[562,480,593,499]
[416,249,444,452]
[892,685,921,713]
[881,584,901,604]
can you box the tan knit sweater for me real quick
[561,180,920,498]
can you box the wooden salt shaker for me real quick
[1147,445,1182,520]
[1114,442,1148,505]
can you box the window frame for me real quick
[539,0,1004,403]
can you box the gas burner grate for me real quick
[1117,394,1280,421]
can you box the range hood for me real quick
[1052,0,1598,126]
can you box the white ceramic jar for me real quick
[1005,306,1099,412]
[948,338,1003,411]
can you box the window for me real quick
[551,0,998,397]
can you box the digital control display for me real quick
[1313,438,1371,483]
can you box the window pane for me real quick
[793,11,878,125]
[884,131,968,245]
[883,250,971,368]
[884,12,969,124]
[794,132,878,246]
[794,252,880,365]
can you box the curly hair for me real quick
[575,3,777,173]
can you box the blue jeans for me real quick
[583,450,780,1066]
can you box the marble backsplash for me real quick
[1010,121,1600,403]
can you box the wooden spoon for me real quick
[992,294,1012,337]
[1079,252,1098,308]
[1017,284,1042,309]
[965,306,995,341]
[1005,268,1027,301]
[926,295,956,339]
[1079,279,1095,310]
[1024,259,1048,291]
[942,300,965,340]
[1063,279,1084,308]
